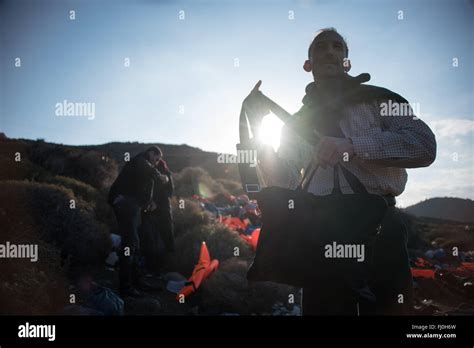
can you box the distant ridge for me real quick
[404,197,474,223]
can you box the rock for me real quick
[166,280,186,294]
[125,297,162,315]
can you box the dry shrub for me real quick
[0,181,111,277]
[0,181,69,314]
[44,175,116,229]
[174,167,227,198]
[412,217,474,252]
[169,213,298,314]
[28,141,118,190]
[171,223,253,276]
[171,198,213,239]
[0,237,69,315]
[200,259,249,313]
[0,138,51,182]
[200,258,298,315]
[216,178,244,196]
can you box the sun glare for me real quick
[257,113,284,152]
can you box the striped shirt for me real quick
[256,99,437,196]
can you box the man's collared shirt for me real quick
[257,99,437,196]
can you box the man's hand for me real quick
[157,159,170,175]
[314,136,355,168]
[243,80,272,136]
[158,174,169,184]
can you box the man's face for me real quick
[309,31,347,79]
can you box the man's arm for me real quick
[156,159,173,197]
[135,157,164,209]
[349,100,437,168]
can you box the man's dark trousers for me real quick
[371,207,414,315]
[112,196,142,291]
[302,206,414,315]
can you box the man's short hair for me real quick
[145,145,163,157]
[308,27,349,58]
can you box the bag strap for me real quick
[298,162,368,194]
[332,164,342,194]
[337,164,368,194]
[297,162,318,191]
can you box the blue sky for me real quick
[1,0,473,206]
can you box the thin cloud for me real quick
[428,119,474,138]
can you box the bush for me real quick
[0,138,51,182]
[44,175,116,229]
[171,198,213,239]
[169,203,299,315]
[28,141,118,190]
[216,178,244,196]
[0,180,112,277]
[0,181,69,314]
[174,167,227,198]
[409,215,474,252]
[200,258,298,315]
[171,222,253,276]
[398,209,429,251]
[0,239,69,315]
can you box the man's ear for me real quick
[303,59,312,72]
[343,58,351,73]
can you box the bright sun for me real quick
[257,113,284,152]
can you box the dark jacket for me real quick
[287,73,409,144]
[153,168,174,208]
[149,168,175,252]
[108,152,161,208]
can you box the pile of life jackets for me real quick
[239,228,261,252]
[410,256,474,279]
[220,216,248,231]
[191,194,262,251]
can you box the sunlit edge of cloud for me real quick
[427,118,474,138]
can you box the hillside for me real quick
[0,136,298,315]
[0,135,473,316]
[83,141,241,182]
[404,197,474,223]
